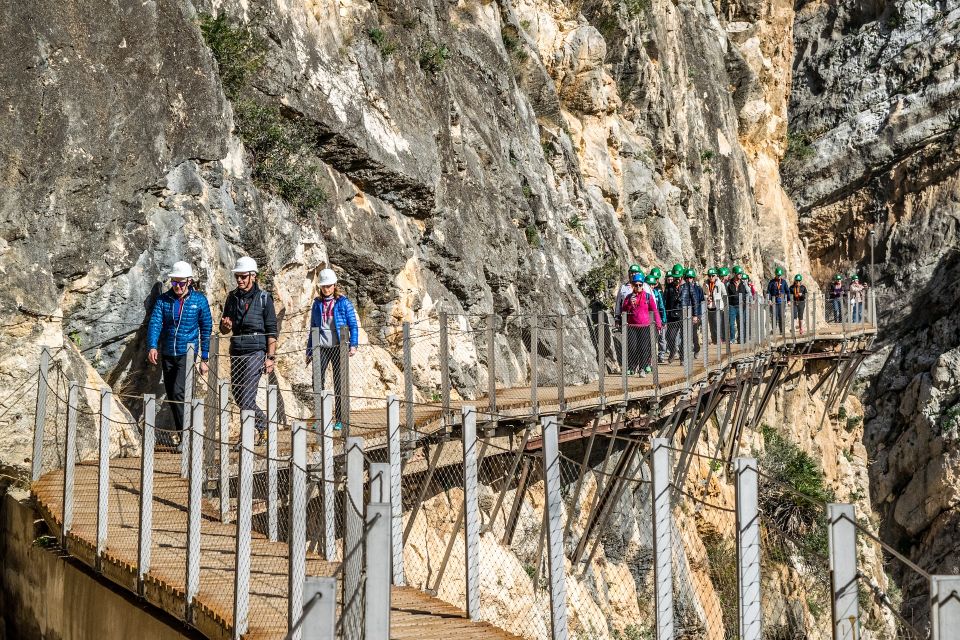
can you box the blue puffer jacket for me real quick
[147,289,213,359]
[307,295,359,354]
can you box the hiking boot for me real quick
[333,421,344,431]
[644,365,652,374]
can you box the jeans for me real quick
[160,354,191,440]
[852,302,863,323]
[314,346,345,423]
[666,322,682,361]
[774,302,785,333]
[728,306,741,343]
[231,351,266,433]
[832,299,842,323]
[707,307,720,344]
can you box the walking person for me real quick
[791,274,808,334]
[664,265,684,362]
[650,268,669,363]
[828,274,845,323]
[306,268,359,429]
[766,267,791,334]
[849,275,866,323]
[679,268,704,358]
[220,256,278,445]
[146,261,212,449]
[726,270,749,343]
[621,273,663,376]
[704,268,724,344]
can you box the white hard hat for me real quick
[232,256,258,274]
[167,261,194,279]
[318,268,338,287]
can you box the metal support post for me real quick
[219,380,230,522]
[841,294,847,337]
[790,300,796,345]
[812,294,818,342]
[387,395,405,585]
[701,303,709,371]
[717,306,723,362]
[365,502,391,639]
[621,320,629,402]
[62,383,78,547]
[542,414,570,640]
[598,311,606,408]
[486,315,497,416]
[289,422,307,640]
[463,406,480,618]
[321,390,336,560]
[652,438,673,640]
[339,327,351,436]
[234,411,254,640]
[683,306,692,387]
[204,334,220,476]
[402,322,415,445]
[303,576,337,640]
[649,323,660,402]
[738,293,745,345]
[931,576,960,640]
[439,312,451,431]
[736,457,761,640]
[312,327,323,424]
[344,436,365,639]
[186,399,203,620]
[530,316,539,416]
[31,347,50,482]
[557,314,566,412]
[267,384,279,541]
[96,388,111,570]
[138,394,155,596]
[828,504,860,640]
[181,343,194,478]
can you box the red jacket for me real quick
[621,291,663,330]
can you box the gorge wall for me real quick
[0,0,957,630]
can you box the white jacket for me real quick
[704,279,725,311]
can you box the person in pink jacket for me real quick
[621,273,663,376]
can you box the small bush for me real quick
[625,0,651,15]
[577,256,621,307]
[566,214,582,231]
[785,130,816,161]
[419,40,450,73]
[198,13,266,98]
[368,27,397,57]
[525,224,541,247]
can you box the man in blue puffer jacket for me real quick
[306,268,359,429]
[146,261,212,446]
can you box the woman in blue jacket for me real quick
[146,261,212,446]
[306,268,359,429]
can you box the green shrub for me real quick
[198,13,326,215]
[368,27,397,57]
[758,424,835,558]
[525,224,541,247]
[566,214,582,231]
[625,0,651,16]
[702,532,739,638]
[785,130,816,161]
[419,40,450,73]
[577,256,621,307]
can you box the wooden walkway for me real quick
[30,322,874,640]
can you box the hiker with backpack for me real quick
[220,256,278,445]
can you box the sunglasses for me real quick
[171,280,189,287]
[235,273,254,280]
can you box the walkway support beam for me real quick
[542,414,569,640]
[31,346,50,482]
[828,503,860,640]
[652,438,673,640]
[736,456,762,640]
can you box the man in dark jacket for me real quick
[679,268,704,359]
[726,272,749,343]
[146,261,212,447]
[766,267,791,334]
[220,256,278,443]
[664,266,684,362]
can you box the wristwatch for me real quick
[266,355,276,361]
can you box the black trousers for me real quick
[315,346,345,423]
[160,354,190,436]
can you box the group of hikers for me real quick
[146,257,358,447]
[145,256,867,444]
[611,263,870,376]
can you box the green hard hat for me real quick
[774,266,785,276]
[851,274,859,281]
[629,264,642,274]
[707,268,717,276]
[732,265,744,275]
[650,267,662,279]
[645,274,657,285]
[834,273,842,281]
[794,274,803,281]
[744,274,751,280]
[684,268,697,278]
[672,263,684,273]
[718,267,730,277]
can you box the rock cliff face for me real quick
[784,0,960,606]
